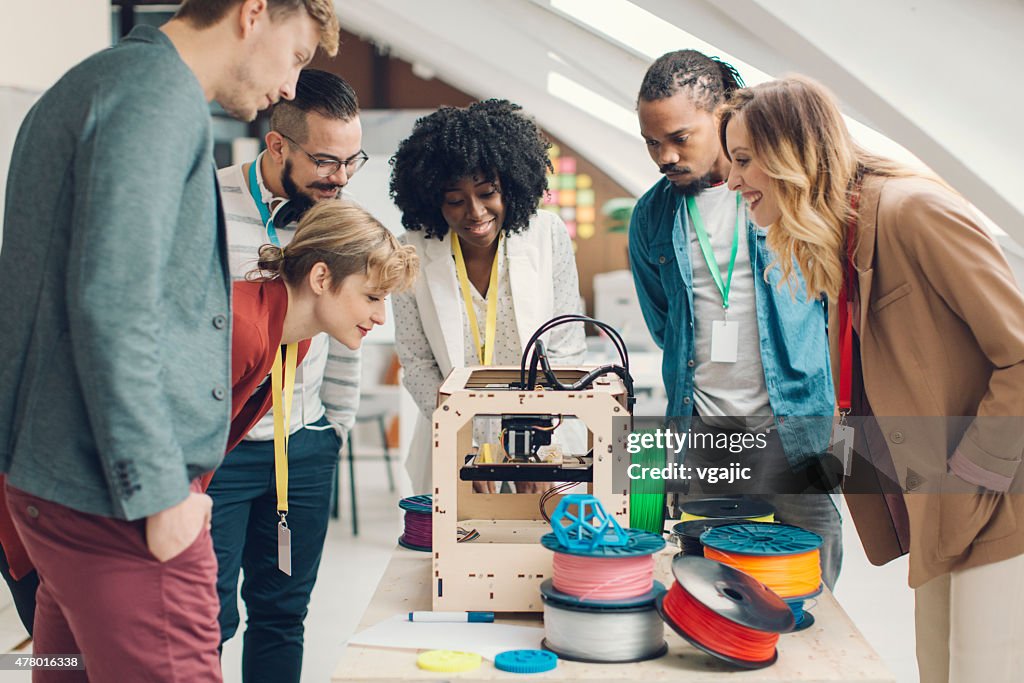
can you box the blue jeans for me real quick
[209,416,340,683]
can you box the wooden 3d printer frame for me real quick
[431,365,631,612]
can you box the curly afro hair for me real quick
[389,99,552,239]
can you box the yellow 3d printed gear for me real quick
[416,650,482,673]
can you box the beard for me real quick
[279,159,318,220]
[665,169,715,197]
[280,158,344,217]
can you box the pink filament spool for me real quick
[551,552,655,601]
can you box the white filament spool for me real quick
[542,599,666,663]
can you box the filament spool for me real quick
[542,528,666,605]
[785,598,814,631]
[539,577,665,609]
[540,583,667,663]
[540,520,668,662]
[671,519,760,556]
[540,497,669,662]
[550,552,655,602]
[656,555,794,669]
[397,494,432,551]
[700,523,823,631]
[540,527,666,559]
[678,497,775,523]
[629,429,667,534]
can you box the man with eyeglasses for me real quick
[212,68,365,683]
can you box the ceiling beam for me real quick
[335,0,658,195]
[635,0,1024,243]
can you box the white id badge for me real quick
[277,521,292,576]
[710,320,739,363]
[831,423,855,476]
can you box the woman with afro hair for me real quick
[389,99,586,494]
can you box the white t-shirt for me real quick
[688,183,772,430]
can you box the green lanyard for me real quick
[686,193,742,310]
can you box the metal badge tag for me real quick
[277,519,292,576]
[831,423,855,476]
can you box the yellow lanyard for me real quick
[270,343,298,516]
[452,233,502,365]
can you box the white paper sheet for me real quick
[346,614,545,661]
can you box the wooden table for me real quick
[333,547,895,682]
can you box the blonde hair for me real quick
[718,76,925,300]
[176,0,339,56]
[252,200,418,294]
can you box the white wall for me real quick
[0,0,111,92]
[0,1,111,245]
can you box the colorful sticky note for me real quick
[578,223,595,240]
[576,174,593,189]
[558,189,576,207]
[560,207,576,221]
[564,221,577,239]
[576,206,596,223]
[545,190,559,206]
[558,157,577,174]
[558,174,576,190]
[576,188,595,206]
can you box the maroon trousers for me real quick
[5,482,221,682]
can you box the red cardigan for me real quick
[198,278,310,490]
[0,279,310,580]
[226,278,310,453]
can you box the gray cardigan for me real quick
[0,26,231,520]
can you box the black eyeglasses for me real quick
[279,132,369,178]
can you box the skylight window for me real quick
[547,0,925,167]
[546,72,639,137]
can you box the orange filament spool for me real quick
[702,548,820,599]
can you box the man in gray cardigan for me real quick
[0,1,338,680]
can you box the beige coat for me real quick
[829,174,1024,588]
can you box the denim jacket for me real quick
[628,177,834,466]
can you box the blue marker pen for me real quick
[408,611,495,623]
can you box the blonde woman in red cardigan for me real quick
[227,199,418,452]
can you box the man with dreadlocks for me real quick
[628,50,842,587]
[389,99,586,496]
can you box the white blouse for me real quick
[393,218,584,420]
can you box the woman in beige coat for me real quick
[717,76,1024,683]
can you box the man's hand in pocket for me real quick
[145,492,212,562]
